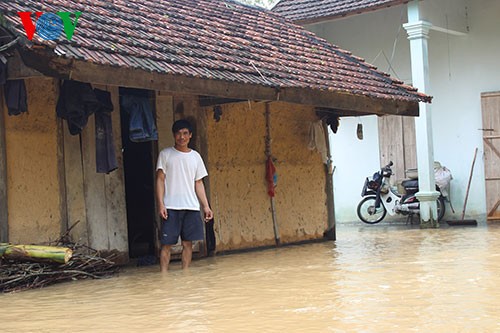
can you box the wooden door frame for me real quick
[0,89,8,242]
[481,91,500,221]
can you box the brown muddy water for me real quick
[1,222,500,333]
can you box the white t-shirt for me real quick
[156,147,208,210]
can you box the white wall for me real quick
[309,0,500,223]
[329,116,380,222]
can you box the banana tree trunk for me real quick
[0,243,73,264]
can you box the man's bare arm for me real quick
[195,179,214,222]
[156,170,168,220]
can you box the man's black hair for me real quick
[172,119,193,133]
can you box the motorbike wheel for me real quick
[357,196,387,224]
[437,196,446,221]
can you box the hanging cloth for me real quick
[4,79,27,116]
[119,95,158,142]
[0,58,7,85]
[56,80,99,135]
[308,120,328,164]
[94,88,118,174]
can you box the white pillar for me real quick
[403,3,439,227]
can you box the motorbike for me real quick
[357,161,447,224]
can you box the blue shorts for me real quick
[161,209,204,245]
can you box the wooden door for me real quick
[481,92,500,221]
[378,115,416,181]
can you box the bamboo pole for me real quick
[322,120,336,240]
[0,243,73,264]
[264,103,280,246]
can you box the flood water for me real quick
[2,222,500,332]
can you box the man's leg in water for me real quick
[160,244,172,272]
[181,240,193,269]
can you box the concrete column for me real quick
[403,2,439,228]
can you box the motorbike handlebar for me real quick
[382,161,393,169]
[380,161,393,176]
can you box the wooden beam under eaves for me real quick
[198,96,246,107]
[316,107,379,118]
[6,50,43,79]
[18,47,420,117]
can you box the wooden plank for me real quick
[402,116,417,173]
[197,98,211,256]
[55,78,68,237]
[81,113,109,250]
[485,179,500,221]
[19,48,421,117]
[481,91,500,98]
[104,86,128,254]
[57,114,68,236]
[77,84,128,258]
[0,89,8,242]
[487,199,500,218]
[483,138,500,159]
[378,115,416,182]
[378,115,405,180]
[62,113,89,246]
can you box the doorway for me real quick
[119,87,158,258]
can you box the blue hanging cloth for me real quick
[119,95,158,142]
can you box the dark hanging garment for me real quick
[205,218,216,256]
[4,79,27,116]
[120,95,158,142]
[56,80,99,135]
[0,59,7,85]
[94,89,118,174]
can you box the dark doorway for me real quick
[119,87,157,259]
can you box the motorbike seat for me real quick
[401,179,419,189]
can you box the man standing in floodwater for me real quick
[155,119,213,272]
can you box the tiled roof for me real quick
[272,0,408,24]
[0,0,429,109]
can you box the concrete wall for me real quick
[308,0,500,222]
[4,78,63,243]
[206,101,328,251]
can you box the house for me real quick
[274,0,500,224]
[0,0,428,262]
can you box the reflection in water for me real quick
[2,223,500,332]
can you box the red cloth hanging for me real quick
[266,156,276,197]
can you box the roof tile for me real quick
[0,0,428,103]
[272,0,408,23]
